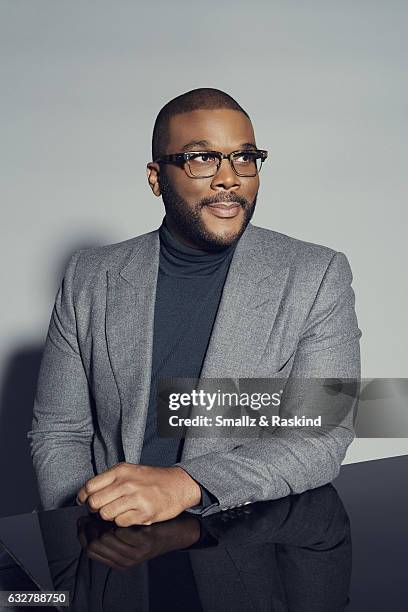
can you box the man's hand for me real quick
[77,513,201,569]
[76,463,201,526]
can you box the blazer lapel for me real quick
[106,231,160,464]
[200,223,291,378]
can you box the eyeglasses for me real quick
[153,149,268,178]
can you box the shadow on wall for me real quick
[0,348,43,517]
[0,238,110,518]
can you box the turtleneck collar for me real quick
[158,217,238,277]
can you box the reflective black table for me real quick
[0,455,407,611]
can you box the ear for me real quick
[146,162,161,197]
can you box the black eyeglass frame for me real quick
[153,149,268,178]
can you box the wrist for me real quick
[171,466,201,509]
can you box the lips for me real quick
[205,201,242,219]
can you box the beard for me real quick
[159,170,258,252]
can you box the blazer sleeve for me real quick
[27,250,96,510]
[176,251,362,517]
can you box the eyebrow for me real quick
[180,139,257,152]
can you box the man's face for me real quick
[147,109,260,250]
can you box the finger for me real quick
[114,526,151,546]
[76,465,121,504]
[96,532,148,565]
[86,538,137,569]
[76,492,97,508]
[77,526,89,550]
[85,482,130,513]
[86,549,125,570]
[76,487,88,505]
[98,495,143,522]
[112,530,157,563]
[77,515,113,547]
[76,516,136,569]
[113,509,153,528]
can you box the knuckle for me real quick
[122,480,136,495]
[99,508,112,521]
[140,505,154,524]
[84,482,94,495]
[117,462,129,474]
[88,549,99,560]
[115,465,131,483]
[87,495,100,511]
[115,514,131,528]
[139,499,153,517]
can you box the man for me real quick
[28,88,361,526]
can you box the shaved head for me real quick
[152,88,251,161]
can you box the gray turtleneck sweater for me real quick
[139,217,238,508]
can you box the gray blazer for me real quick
[28,222,361,516]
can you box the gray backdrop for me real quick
[1,0,407,515]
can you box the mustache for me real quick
[198,193,249,209]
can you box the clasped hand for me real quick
[76,463,201,527]
[77,513,201,569]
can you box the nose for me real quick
[210,157,241,191]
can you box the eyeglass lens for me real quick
[187,152,262,177]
